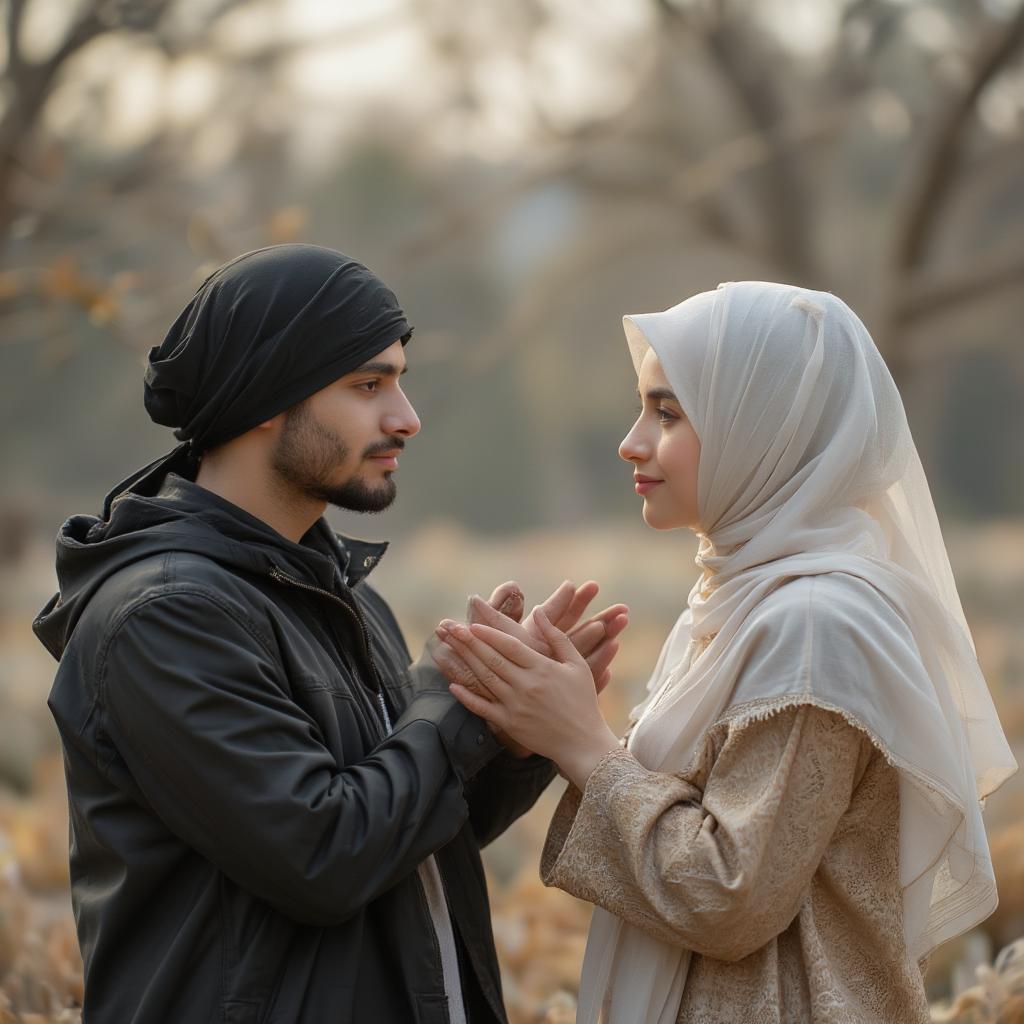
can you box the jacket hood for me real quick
[33,444,388,660]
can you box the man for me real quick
[33,244,626,1023]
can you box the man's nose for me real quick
[384,389,421,438]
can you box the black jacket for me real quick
[34,455,556,1024]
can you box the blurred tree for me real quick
[1,0,1022,528]
[0,0,255,240]
[402,0,1024,384]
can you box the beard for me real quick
[271,401,400,514]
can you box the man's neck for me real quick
[196,457,324,544]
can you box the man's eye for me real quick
[357,380,379,392]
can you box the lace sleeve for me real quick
[540,704,874,962]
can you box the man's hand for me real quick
[518,580,629,694]
[485,581,525,625]
[430,580,628,758]
[438,580,628,694]
[439,610,622,789]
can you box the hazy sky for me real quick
[31,0,883,168]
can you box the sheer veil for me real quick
[577,282,1017,1024]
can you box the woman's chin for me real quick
[642,503,695,532]
[641,504,675,531]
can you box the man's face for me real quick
[270,340,421,513]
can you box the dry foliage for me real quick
[2,759,1022,1023]
[1,521,1023,1021]
[0,759,82,1023]
[932,940,1024,1024]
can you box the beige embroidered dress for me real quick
[541,703,932,1023]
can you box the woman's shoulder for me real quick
[728,571,925,703]
[719,573,922,765]
[746,571,910,640]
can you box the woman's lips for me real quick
[634,476,662,496]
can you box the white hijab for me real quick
[577,282,1017,1024]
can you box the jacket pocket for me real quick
[412,992,450,1024]
[263,984,355,1023]
[289,678,378,765]
[222,999,264,1023]
[218,875,293,1015]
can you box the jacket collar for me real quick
[323,531,390,588]
[157,474,390,591]
[34,448,392,661]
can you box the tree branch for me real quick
[40,9,106,79]
[658,0,815,279]
[394,96,849,272]
[897,242,1024,325]
[466,216,675,375]
[892,4,1024,275]
[875,4,1024,383]
[5,0,28,73]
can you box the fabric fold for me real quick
[578,282,1016,1022]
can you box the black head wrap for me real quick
[144,244,413,454]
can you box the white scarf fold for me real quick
[578,282,1017,1024]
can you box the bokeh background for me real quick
[1,0,1023,1020]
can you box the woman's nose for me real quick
[619,421,648,463]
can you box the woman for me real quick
[434,281,1017,1023]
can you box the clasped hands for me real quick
[431,580,627,790]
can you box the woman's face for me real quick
[619,348,701,532]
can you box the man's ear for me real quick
[255,410,288,433]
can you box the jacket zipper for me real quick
[271,566,453,1006]
[268,565,391,732]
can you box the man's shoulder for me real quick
[82,549,270,641]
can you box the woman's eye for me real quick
[657,406,677,423]
[358,380,379,392]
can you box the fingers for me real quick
[439,623,520,697]
[585,637,620,688]
[432,644,498,701]
[604,610,630,640]
[463,622,544,671]
[449,683,507,731]
[569,608,629,658]
[558,581,600,631]
[484,581,525,623]
[570,604,629,637]
[531,581,576,630]
[594,668,612,695]
[569,619,606,659]
[468,596,546,654]
[524,579,597,637]
[533,608,583,665]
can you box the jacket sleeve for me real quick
[540,704,872,962]
[463,749,558,848]
[100,589,500,928]
[407,659,558,847]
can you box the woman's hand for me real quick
[429,580,627,760]
[437,609,621,789]
[513,580,629,694]
[434,581,628,697]
[420,579,625,763]
[456,581,532,758]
